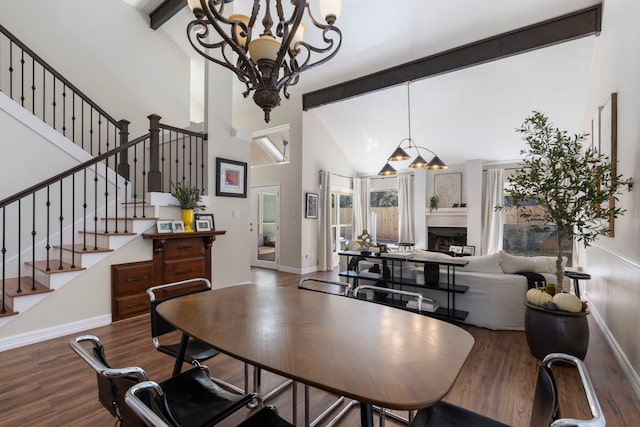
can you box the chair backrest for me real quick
[70,335,148,427]
[530,353,605,427]
[298,278,352,296]
[147,278,212,344]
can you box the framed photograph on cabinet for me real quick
[195,213,215,231]
[216,157,247,198]
[156,220,173,234]
[172,220,185,233]
[462,245,476,256]
[449,245,463,254]
[305,193,318,219]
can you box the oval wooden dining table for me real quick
[156,283,475,427]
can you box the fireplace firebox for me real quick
[428,227,467,252]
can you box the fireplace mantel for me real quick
[425,208,468,216]
[426,208,467,228]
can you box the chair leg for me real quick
[304,385,345,427]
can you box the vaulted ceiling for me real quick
[125,0,600,175]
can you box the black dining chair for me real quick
[125,373,294,427]
[70,334,148,426]
[146,279,222,377]
[409,352,605,427]
[70,334,293,427]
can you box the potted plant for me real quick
[429,195,439,212]
[498,111,633,359]
[171,181,203,232]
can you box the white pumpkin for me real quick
[553,292,583,313]
[526,289,553,307]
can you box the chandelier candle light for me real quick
[378,81,447,176]
[187,0,342,122]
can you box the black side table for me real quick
[564,271,591,298]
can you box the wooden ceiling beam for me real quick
[303,4,602,110]
[149,0,186,30]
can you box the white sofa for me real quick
[348,250,568,331]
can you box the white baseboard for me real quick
[0,314,112,352]
[587,295,640,400]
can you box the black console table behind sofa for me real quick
[338,250,469,322]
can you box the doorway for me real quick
[250,185,280,269]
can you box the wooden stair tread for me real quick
[101,216,158,221]
[78,230,137,236]
[55,244,113,254]
[0,307,18,318]
[25,260,86,274]
[3,278,52,297]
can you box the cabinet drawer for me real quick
[164,238,205,259]
[163,258,206,282]
[112,261,154,295]
[114,294,149,320]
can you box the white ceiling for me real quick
[125,0,599,176]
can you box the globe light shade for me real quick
[249,35,281,62]
[320,0,342,23]
[229,14,250,48]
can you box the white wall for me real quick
[581,0,640,388]
[237,99,305,273]
[0,0,191,138]
[302,110,357,271]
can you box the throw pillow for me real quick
[499,250,564,274]
[458,253,503,274]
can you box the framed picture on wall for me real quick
[434,173,462,209]
[305,193,318,219]
[216,157,247,198]
[599,93,617,237]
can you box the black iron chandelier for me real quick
[378,81,447,176]
[187,0,342,122]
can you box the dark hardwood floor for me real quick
[0,267,639,426]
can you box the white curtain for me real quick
[318,171,333,271]
[482,168,504,255]
[398,174,414,244]
[353,177,371,237]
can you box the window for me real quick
[502,194,572,265]
[370,190,398,244]
[331,192,353,252]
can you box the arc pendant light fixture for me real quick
[378,81,447,176]
[187,0,342,123]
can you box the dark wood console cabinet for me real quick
[111,231,226,321]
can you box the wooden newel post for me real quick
[148,114,162,192]
[116,119,130,180]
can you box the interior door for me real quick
[250,185,280,269]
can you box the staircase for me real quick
[0,23,207,347]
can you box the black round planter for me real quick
[524,302,590,360]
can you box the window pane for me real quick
[370,190,398,244]
[502,194,572,266]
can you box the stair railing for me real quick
[0,23,123,157]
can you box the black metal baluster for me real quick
[62,84,67,136]
[58,180,63,270]
[200,135,206,191]
[52,77,56,130]
[72,94,76,144]
[41,63,45,122]
[82,169,87,251]
[20,50,25,106]
[1,207,5,313]
[141,139,147,215]
[45,186,51,272]
[17,199,21,288]
[31,193,36,291]
[9,41,14,99]
[71,174,76,268]
[103,142,109,234]
[133,139,139,219]
[31,56,35,114]
[93,164,98,250]
[90,107,94,155]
